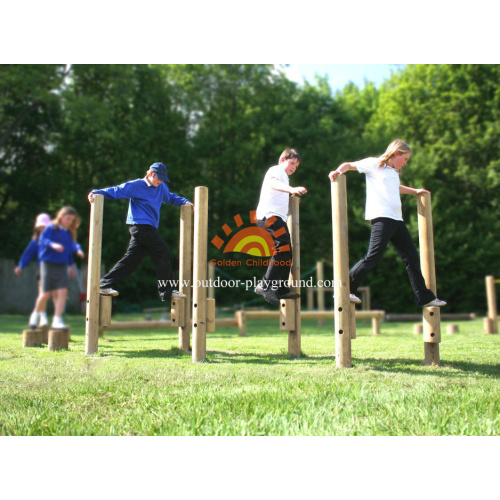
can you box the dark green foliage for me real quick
[1,64,499,313]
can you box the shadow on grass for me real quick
[207,350,337,364]
[356,357,500,378]
[108,348,189,359]
[114,347,335,364]
[105,347,499,376]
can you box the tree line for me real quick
[1,64,498,312]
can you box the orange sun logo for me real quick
[211,211,290,257]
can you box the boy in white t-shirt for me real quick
[254,149,307,305]
[328,139,446,308]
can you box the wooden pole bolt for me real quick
[171,295,186,328]
[280,299,296,331]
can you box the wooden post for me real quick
[22,329,43,348]
[413,323,423,335]
[418,192,440,366]
[484,276,498,334]
[192,187,208,362]
[306,287,314,310]
[178,204,193,351]
[287,196,301,357]
[447,324,459,335]
[206,298,216,333]
[423,307,441,343]
[371,316,380,336]
[99,295,112,327]
[349,303,356,339]
[85,194,104,355]
[171,296,186,328]
[317,260,325,325]
[48,328,70,351]
[331,175,352,367]
[236,311,246,337]
[208,265,215,300]
[280,299,296,331]
[359,286,371,311]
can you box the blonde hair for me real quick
[68,214,81,241]
[53,206,80,239]
[378,139,412,168]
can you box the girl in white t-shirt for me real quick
[328,139,446,308]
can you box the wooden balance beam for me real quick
[235,309,385,336]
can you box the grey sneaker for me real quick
[423,298,447,307]
[350,294,362,304]
[100,288,119,296]
[160,289,182,301]
[332,293,362,304]
[254,285,280,306]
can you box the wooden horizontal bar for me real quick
[101,320,174,331]
[386,313,476,322]
[240,310,385,320]
[100,317,237,332]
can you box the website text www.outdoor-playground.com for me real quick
[158,278,343,291]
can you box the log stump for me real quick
[22,329,43,348]
[48,327,70,351]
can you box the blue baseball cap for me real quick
[150,162,169,182]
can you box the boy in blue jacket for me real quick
[88,162,192,301]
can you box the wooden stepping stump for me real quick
[48,327,70,351]
[22,329,43,348]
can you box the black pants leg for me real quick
[257,217,292,294]
[100,226,147,288]
[100,224,175,299]
[349,218,436,306]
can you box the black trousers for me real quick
[349,217,436,307]
[100,224,175,300]
[257,217,292,294]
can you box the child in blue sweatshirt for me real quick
[31,207,82,329]
[16,213,52,327]
[88,162,193,301]
[19,213,84,328]
[15,213,51,277]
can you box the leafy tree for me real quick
[0,64,66,256]
[362,64,500,312]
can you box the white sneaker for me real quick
[29,311,39,329]
[39,314,48,327]
[350,294,362,304]
[52,316,66,329]
[424,298,447,307]
[100,288,119,296]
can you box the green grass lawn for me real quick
[0,313,498,436]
